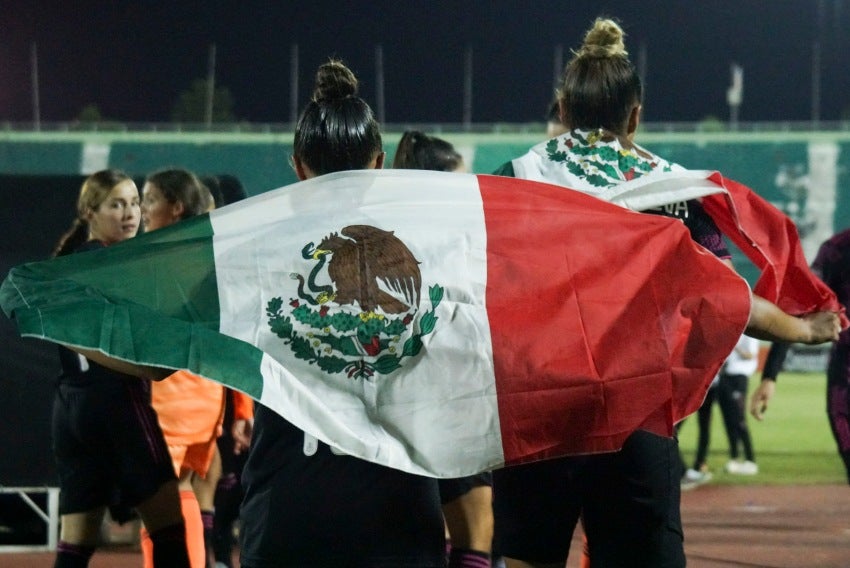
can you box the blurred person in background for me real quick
[138,167,224,568]
[718,334,761,475]
[50,169,190,568]
[752,227,850,484]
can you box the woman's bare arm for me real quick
[72,347,174,381]
[745,295,840,345]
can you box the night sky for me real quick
[3,1,849,124]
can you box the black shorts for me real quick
[439,472,493,504]
[239,409,445,567]
[52,379,176,517]
[493,430,685,567]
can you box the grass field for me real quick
[677,371,847,485]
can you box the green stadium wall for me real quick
[2,130,848,285]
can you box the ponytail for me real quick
[53,219,89,257]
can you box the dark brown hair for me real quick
[145,168,212,218]
[293,59,382,176]
[392,130,463,172]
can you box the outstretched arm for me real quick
[72,347,174,381]
[719,257,840,345]
[745,295,840,345]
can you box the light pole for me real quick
[726,63,743,130]
[812,0,826,124]
[31,42,40,131]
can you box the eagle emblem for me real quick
[266,224,443,379]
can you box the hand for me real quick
[746,297,841,344]
[800,311,841,344]
[749,380,776,421]
[232,418,254,455]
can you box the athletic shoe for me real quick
[684,468,713,484]
[725,459,759,475]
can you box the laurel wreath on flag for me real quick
[266,284,444,379]
[545,130,671,188]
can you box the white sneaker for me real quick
[684,468,713,484]
[725,459,758,475]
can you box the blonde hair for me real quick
[558,17,642,134]
[53,169,133,257]
[573,18,628,59]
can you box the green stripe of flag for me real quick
[1,214,265,399]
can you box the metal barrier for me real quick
[0,486,59,553]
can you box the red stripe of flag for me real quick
[477,174,752,465]
[703,172,847,327]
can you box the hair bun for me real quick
[577,18,627,58]
[313,59,359,102]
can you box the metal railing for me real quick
[3,120,850,135]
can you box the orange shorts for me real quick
[152,370,226,478]
[168,437,218,479]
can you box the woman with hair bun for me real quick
[290,59,385,179]
[492,17,839,568]
[237,60,446,568]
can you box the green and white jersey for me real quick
[497,128,683,194]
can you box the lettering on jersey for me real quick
[649,201,689,221]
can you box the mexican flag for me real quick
[0,169,810,477]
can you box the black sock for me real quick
[54,541,95,568]
[201,509,215,568]
[213,474,242,565]
[148,521,191,568]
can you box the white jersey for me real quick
[722,335,761,377]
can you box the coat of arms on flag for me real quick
[267,224,444,380]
